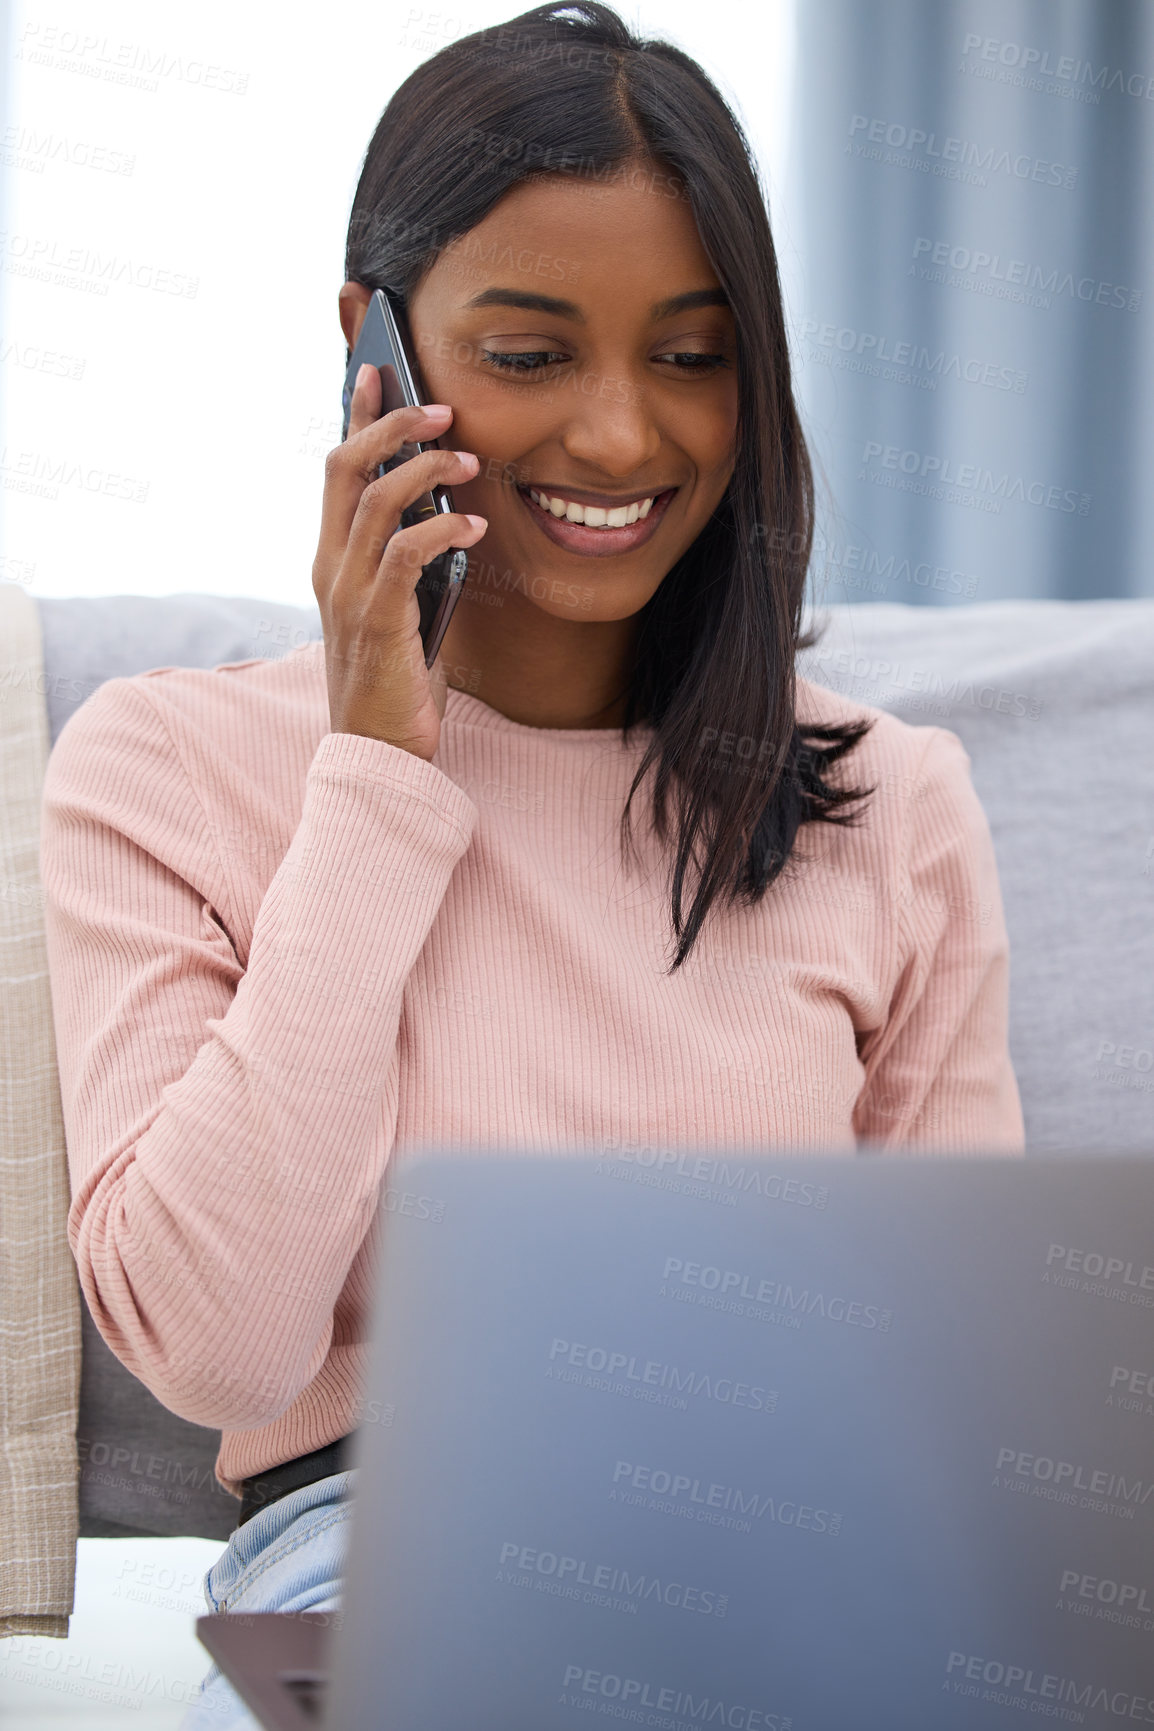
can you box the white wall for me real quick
[1,0,796,606]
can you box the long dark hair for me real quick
[345,0,877,970]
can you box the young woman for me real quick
[39,4,1024,1724]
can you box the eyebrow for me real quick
[460,287,731,322]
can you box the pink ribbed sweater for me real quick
[39,638,1024,1496]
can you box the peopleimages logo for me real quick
[993,1446,1154,1515]
[945,1651,1154,1722]
[859,439,1089,515]
[559,1663,791,1729]
[498,1541,728,1617]
[960,33,1154,103]
[546,1338,776,1413]
[600,1141,830,1209]
[660,1258,892,1331]
[847,114,1077,189]
[911,236,1140,309]
[799,315,1026,393]
[1045,1243,1154,1286]
[1109,1366,1154,1416]
[1058,1567,1154,1623]
[379,1186,444,1222]
[611,1460,842,1537]
[1043,1242,1154,1306]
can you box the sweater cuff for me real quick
[307,729,478,851]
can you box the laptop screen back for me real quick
[326,1151,1154,1730]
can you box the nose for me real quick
[557,373,662,479]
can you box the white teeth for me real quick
[526,488,659,526]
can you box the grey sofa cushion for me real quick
[798,599,1154,1160]
[74,1303,240,1540]
[37,592,1153,1538]
[36,592,322,753]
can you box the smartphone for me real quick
[341,289,470,667]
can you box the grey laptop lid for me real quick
[204,1149,1154,1729]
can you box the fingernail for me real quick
[356,364,373,386]
[422,403,452,418]
[465,514,487,530]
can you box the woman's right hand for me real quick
[312,363,487,762]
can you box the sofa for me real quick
[2,584,1151,1636]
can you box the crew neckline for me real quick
[444,686,652,742]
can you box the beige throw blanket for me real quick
[0,581,80,1639]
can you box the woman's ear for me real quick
[338,281,374,351]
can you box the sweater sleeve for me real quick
[40,677,477,1429]
[852,726,1025,1155]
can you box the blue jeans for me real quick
[179,1468,355,1730]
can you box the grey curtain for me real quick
[787,0,1154,604]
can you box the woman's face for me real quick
[375,163,740,626]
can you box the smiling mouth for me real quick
[515,484,678,555]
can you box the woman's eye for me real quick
[480,350,568,373]
[479,350,731,375]
[656,352,731,372]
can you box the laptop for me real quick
[198,1147,1154,1729]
